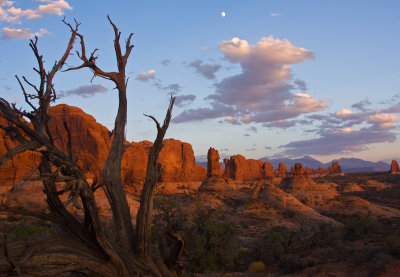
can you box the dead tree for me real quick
[0,17,181,277]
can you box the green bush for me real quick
[186,206,239,273]
[8,224,53,241]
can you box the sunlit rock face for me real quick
[49,104,112,177]
[223,154,264,181]
[390,160,400,174]
[275,162,288,178]
[207,147,222,178]
[0,118,39,188]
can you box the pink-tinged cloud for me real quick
[175,36,326,125]
[135,70,156,82]
[282,98,400,156]
[2,0,72,22]
[281,126,397,156]
[368,113,398,129]
[1,27,49,39]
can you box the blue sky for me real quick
[1,0,399,163]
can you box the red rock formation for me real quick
[275,163,288,178]
[158,139,206,182]
[390,160,400,174]
[223,154,264,181]
[207,147,222,178]
[307,161,343,176]
[122,139,206,184]
[262,161,274,177]
[49,104,112,176]
[0,118,39,188]
[121,141,151,185]
[1,104,207,189]
[291,163,307,176]
[328,161,342,174]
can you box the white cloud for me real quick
[335,108,354,118]
[1,27,49,39]
[135,70,156,82]
[176,36,325,125]
[2,0,72,22]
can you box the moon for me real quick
[221,11,226,17]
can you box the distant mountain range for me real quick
[196,155,391,173]
[261,155,390,173]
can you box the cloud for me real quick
[1,0,72,23]
[175,94,196,107]
[294,79,307,92]
[280,125,397,156]
[352,99,371,112]
[173,102,236,123]
[161,59,171,66]
[175,36,325,125]
[278,96,400,156]
[221,117,241,125]
[135,70,156,82]
[368,113,398,129]
[1,27,49,39]
[188,59,221,80]
[10,97,19,102]
[60,84,107,98]
[335,108,354,118]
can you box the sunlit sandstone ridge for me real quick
[2,104,399,192]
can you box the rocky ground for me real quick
[1,170,399,276]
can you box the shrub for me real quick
[185,206,239,273]
[248,261,266,273]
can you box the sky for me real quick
[1,0,400,164]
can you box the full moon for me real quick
[221,11,226,17]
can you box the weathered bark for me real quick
[67,16,136,251]
[135,97,175,260]
[0,17,181,277]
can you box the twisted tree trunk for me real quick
[0,17,183,277]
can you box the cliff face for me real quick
[49,104,112,177]
[390,160,400,174]
[158,139,206,182]
[0,118,39,188]
[1,104,206,188]
[222,155,276,181]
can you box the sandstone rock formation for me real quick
[198,148,236,192]
[390,160,400,174]
[328,161,342,174]
[262,161,274,177]
[306,161,343,177]
[122,139,207,185]
[207,147,222,178]
[275,163,288,178]
[1,104,207,189]
[49,104,112,176]
[121,141,151,185]
[291,163,308,176]
[0,118,39,188]
[224,155,268,181]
